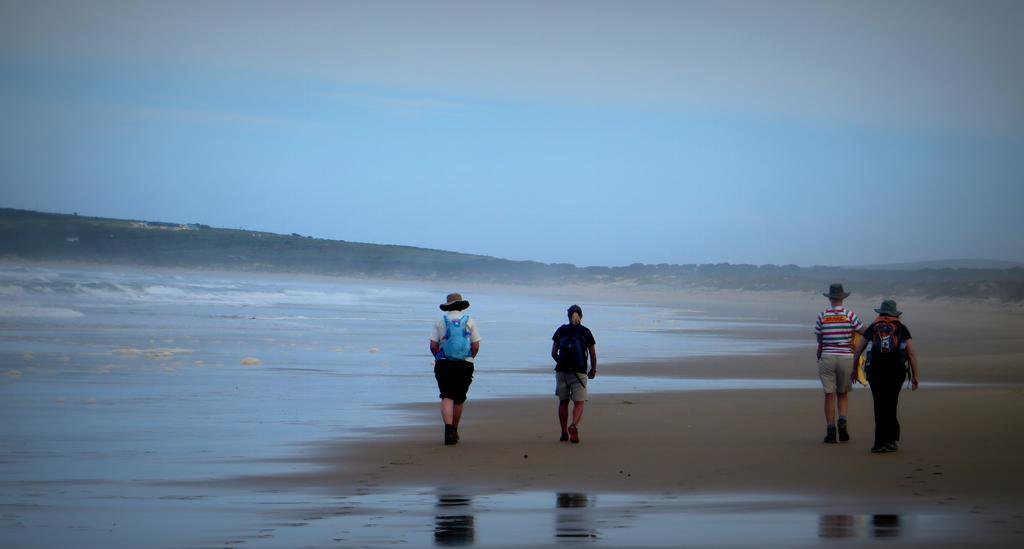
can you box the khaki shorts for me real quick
[555,371,588,402]
[818,354,854,394]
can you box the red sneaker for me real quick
[568,424,579,444]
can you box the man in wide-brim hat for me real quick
[823,283,851,300]
[429,293,481,445]
[814,283,865,444]
[439,293,471,312]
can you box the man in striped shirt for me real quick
[814,283,865,444]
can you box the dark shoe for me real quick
[559,431,569,442]
[837,419,850,442]
[444,424,457,446]
[884,442,899,452]
[453,426,460,444]
[568,424,580,444]
[871,445,888,453]
[823,428,837,444]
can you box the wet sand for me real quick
[5,273,1023,546]
[250,351,1024,507]
[225,295,1024,545]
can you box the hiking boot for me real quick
[568,424,580,444]
[884,441,899,452]
[444,424,457,446]
[823,427,838,444]
[837,419,850,442]
[871,445,889,453]
[559,431,569,442]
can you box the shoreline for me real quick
[204,288,1024,504]
[214,386,1024,516]
[215,343,1024,515]
[4,258,1024,313]
[3,265,1022,546]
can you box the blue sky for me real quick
[2,1,1022,267]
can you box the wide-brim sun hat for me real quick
[440,292,470,311]
[823,283,851,299]
[874,299,902,317]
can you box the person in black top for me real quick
[551,304,597,443]
[852,299,920,453]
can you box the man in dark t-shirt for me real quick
[853,299,920,454]
[551,304,597,443]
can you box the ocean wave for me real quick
[0,305,84,319]
[0,267,430,310]
[113,347,194,360]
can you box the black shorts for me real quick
[434,359,474,404]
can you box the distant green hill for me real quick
[0,207,554,281]
[2,207,1023,301]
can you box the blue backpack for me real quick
[440,315,472,360]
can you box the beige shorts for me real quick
[818,355,854,394]
[555,371,588,402]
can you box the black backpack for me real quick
[869,317,910,385]
[872,318,902,356]
[558,330,589,372]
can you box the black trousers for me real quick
[867,364,907,447]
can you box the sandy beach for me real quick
[3,265,1023,547]
[202,294,1024,546]
[245,350,1024,504]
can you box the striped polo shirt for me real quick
[815,307,863,356]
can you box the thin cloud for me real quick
[2,95,321,132]
[333,92,481,120]
[4,1,1020,136]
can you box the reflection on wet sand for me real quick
[819,514,902,539]
[872,514,901,538]
[556,493,600,541]
[434,494,475,546]
[819,514,858,538]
